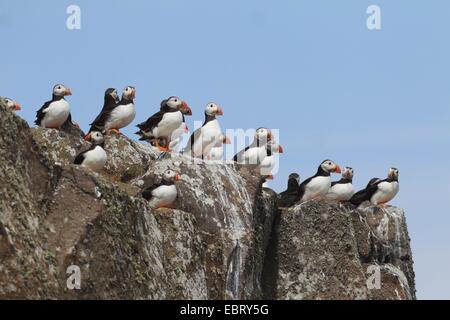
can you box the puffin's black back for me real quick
[349,181,379,206]
[278,175,300,207]
[89,88,118,131]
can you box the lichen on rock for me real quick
[0,106,415,300]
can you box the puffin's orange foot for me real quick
[157,205,170,209]
[108,129,121,135]
[158,146,169,152]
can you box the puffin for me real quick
[35,84,72,129]
[135,96,192,151]
[84,88,120,139]
[100,86,136,135]
[297,159,341,202]
[0,97,21,112]
[184,102,228,159]
[278,173,301,208]
[73,131,107,172]
[259,140,284,179]
[233,127,273,165]
[325,166,355,202]
[141,169,181,208]
[350,167,399,207]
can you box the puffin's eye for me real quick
[328,162,332,165]
[57,86,61,89]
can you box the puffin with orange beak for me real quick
[35,84,72,129]
[136,96,192,152]
[350,167,399,207]
[99,86,136,136]
[297,159,342,203]
[325,166,355,202]
[184,102,229,159]
[84,88,120,140]
[141,169,182,209]
[233,127,273,165]
[0,97,21,112]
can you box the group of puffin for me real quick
[279,162,399,208]
[1,83,399,209]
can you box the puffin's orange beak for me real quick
[84,132,92,141]
[334,165,341,174]
[14,103,21,111]
[175,174,181,181]
[278,145,284,153]
[130,89,136,99]
[181,101,192,115]
[215,106,224,116]
[65,88,72,96]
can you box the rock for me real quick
[0,106,277,299]
[0,105,416,299]
[262,200,416,300]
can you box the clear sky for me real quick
[1,0,449,299]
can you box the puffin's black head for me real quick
[205,102,223,117]
[122,86,136,101]
[388,167,399,180]
[162,96,192,115]
[288,173,300,183]
[53,84,72,97]
[255,127,272,144]
[1,97,21,111]
[105,88,119,103]
[162,169,181,183]
[320,159,341,174]
[342,167,354,179]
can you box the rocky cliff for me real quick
[0,106,415,299]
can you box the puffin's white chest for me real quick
[371,181,399,204]
[326,182,354,201]
[81,146,107,172]
[242,145,266,165]
[154,111,183,138]
[259,155,275,175]
[193,120,222,157]
[42,100,70,128]
[150,184,178,208]
[107,103,136,130]
[302,176,331,201]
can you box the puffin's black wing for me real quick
[367,177,381,188]
[137,111,165,133]
[349,182,380,206]
[89,109,113,131]
[141,183,162,201]
[74,152,86,165]
[35,100,52,125]
[185,127,202,154]
[232,145,251,162]
[331,178,346,187]
[73,144,96,164]
[297,176,314,201]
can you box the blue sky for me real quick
[1,0,449,299]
